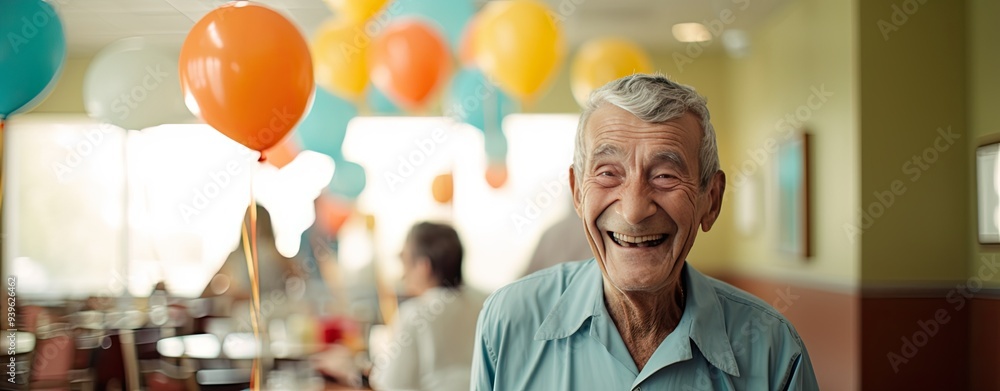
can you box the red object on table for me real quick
[320,317,355,345]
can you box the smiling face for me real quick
[571,104,725,293]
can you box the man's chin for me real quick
[601,257,679,292]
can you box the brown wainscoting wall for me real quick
[858,293,969,390]
[717,275,859,391]
[719,273,1000,390]
[971,296,1000,390]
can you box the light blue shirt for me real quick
[471,259,819,390]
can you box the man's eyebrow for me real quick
[591,144,623,162]
[652,150,689,174]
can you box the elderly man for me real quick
[471,74,819,390]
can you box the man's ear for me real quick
[700,170,726,232]
[569,165,583,218]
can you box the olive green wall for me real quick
[858,0,969,283]
[721,0,859,286]
[967,0,1000,287]
[30,56,90,113]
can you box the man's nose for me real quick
[616,178,657,225]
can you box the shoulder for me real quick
[688,269,818,388]
[478,260,594,332]
[708,277,789,323]
[398,287,484,322]
[701,275,807,353]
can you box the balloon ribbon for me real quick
[240,180,262,390]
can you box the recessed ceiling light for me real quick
[672,23,712,43]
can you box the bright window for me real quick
[5,114,331,298]
[4,113,581,298]
[340,114,580,291]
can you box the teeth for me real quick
[612,232,665,244]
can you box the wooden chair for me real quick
[28,325,74,391]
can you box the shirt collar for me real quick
[532,259,740,377]
[683,264,740,377]
[532,259,604,341]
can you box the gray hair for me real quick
[573,73,720,189]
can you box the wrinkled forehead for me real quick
[582,104,703,157]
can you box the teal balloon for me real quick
[484,125,508,164]
[445,68,518,133]
[296,87,357,160]
[329,159,366,199]
[366,83,402,115]
[389,0,473,50]
[0,0,66,118]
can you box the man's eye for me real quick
[655,174,675,179]
[598,171,615,177]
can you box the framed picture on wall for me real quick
[976,142,1000,244]
[776,132,812,258]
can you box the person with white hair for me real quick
[471,74,819,390]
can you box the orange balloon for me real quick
[179,2,314,152]
[262,135,301,169]
[432,172,454,204]
[316,194,353,235]
[368,20,452,111]
[485,163,507,189]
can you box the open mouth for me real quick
[607,231,668,248]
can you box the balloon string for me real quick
[250,190,262,390]
[369,216,397,327]
[239,222,261,389]
[241,176,263,391]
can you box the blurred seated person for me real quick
[201,205,304,307]
[193,205,318,371]
[369,222,485,391]
[522,199,594,277]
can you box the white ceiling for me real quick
[56,0,788,56]
[58,0,331,55]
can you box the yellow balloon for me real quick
[473,0,564,101]
[312,18,369,100]
[571,38,653,107]
[324,0,391,23]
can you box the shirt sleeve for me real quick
[370,305,422,391]
[781,347,820,391]
[470,302,496,390]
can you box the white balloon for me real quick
[83,37,194,130]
